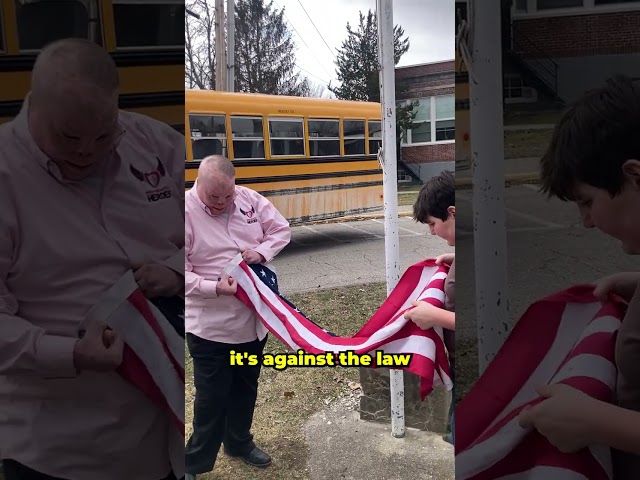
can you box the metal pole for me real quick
[377,0,404,438]
[226,0,235,92]
[469,0,510,372]
[215,0,227,91]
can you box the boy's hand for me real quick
[518,384,596,453]
[592,272,640,303]
[404,301,440,330]
[435,253,455,266]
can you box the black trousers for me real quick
[1,460,181,480]
[185,334,267,475]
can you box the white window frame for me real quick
[400,96,455,147]
[512,0,640,19]
[268,117,306,157]
[189,113,227,160]
[231,115,266,160]
[112,0,183,51]
[308,118,340,158]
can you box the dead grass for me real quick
[504,129,554,159]
[185,283,388,480]
[454,338,479,406]
[398,192,418,207]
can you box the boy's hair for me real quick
[540,75,640,201]
[413,170,455,223]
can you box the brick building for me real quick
[395,60,455,182]
[505,0,640,106]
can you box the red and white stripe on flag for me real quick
[225,255,453,399]
[85,271,186,436]
[456,285,627,480]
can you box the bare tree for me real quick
[185,0,216,89]
[306,81,330,98]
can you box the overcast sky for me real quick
[273,0,455,92]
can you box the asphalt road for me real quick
[271,216,455,295]
[456,183,637,342]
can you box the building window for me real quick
[113,0,183,48]
[231,116,265,159]
[343,120,365,155]
[309,119,340,157]
[368,120,382,155]
[189,114,226,160]
[269,118,305,156]
[15,0,102,51]
[400,95,455,145]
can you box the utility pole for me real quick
[215,0,227,91]
[377,0,404,438]
[468,0,510,372]
[226,0,235,92]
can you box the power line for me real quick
[295,0,337,60]
[273,0,336,82]
[295,64,331,85]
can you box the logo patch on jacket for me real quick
[239,205,258,224]
[130,158,172,202]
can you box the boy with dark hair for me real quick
[520,75,640,480]
[405,170,456,445]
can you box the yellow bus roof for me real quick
[185,89,382,119]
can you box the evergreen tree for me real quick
[235,0,310,96]
[330,9,417,145]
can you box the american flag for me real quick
[84,271,186,436]
[456,285,627,480]
[223,254,454,399]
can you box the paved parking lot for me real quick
[271,216,454,294]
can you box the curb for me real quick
[306,211,415,226]
[455,172,540,189]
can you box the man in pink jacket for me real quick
[184,155,291,479]
[0,39,184,480]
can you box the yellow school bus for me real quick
[185,89,384,225]
[0,0,184,132]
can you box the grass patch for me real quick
[185,283,388,480]
[504,110,563,126]
[398,192,418,207]
[504,129,553,159]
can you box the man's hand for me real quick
[133,263,183,298]
[404,300,440,330]
[242,250,265,265]
[435,253,455,266]
[216,274,237,296]
[592,272,640,303]
[518,384,596,453]
[74,320,124,372]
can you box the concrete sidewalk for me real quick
[304,410,454,480]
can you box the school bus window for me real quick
[268,117,305,156]
[308,119,339,157]
[343,120,365,155]
[368,120,382,155]
[231,116,265,160]
[189,114,227,160]
[16,0,102,51]
[112,0,183,48]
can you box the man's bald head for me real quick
[196,156,237,215]
[31,38,119,110]
[27,39,122,181]
[198,155,236,180]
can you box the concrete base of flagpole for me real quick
[359,367,450,433]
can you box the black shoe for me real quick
[225,446,272,468]
[185,474,197,480]
[442,433,453,445]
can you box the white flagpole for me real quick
[469,0,510,372]
[377,0,404,438]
